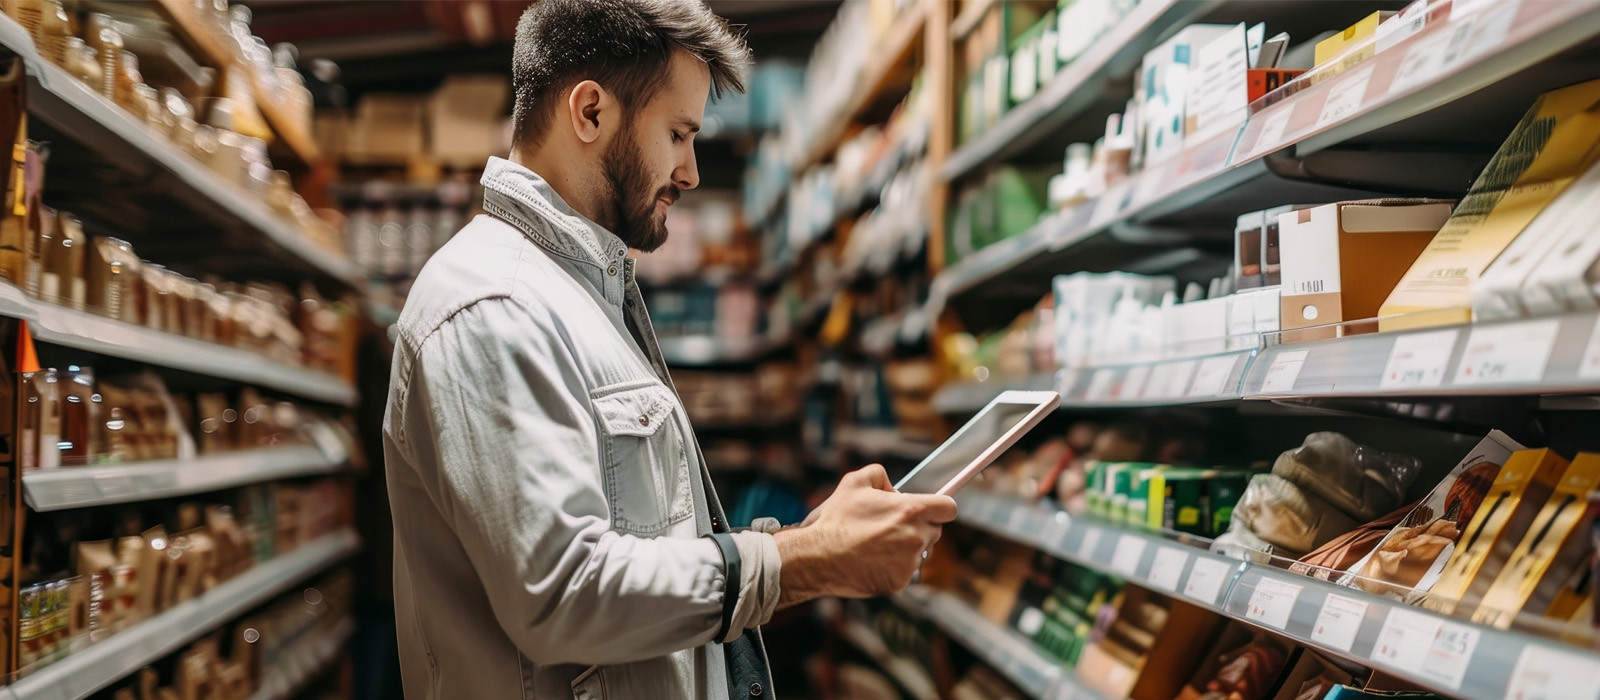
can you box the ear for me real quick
[567,80,609,144]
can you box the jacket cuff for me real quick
[706,532,741,642]
[725,531,781,641]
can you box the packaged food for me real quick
[23,369,62,469]
[82,14,124,99]
[12,0,71,65]
[1271,432,1422,522]
[42,211,86,309]
[86,237,141,323]
[58,365,97,466]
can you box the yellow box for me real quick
[1472,453,1600,628]
[1313,12,1385,67]
[1423,448,1567,615]
[1380,77,1600,331]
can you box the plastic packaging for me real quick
[1272,432,1422,521]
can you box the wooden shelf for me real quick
[798,2,928,173]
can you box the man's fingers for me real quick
[847,464,893,491]
[904,494,958,523]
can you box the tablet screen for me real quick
[895,398,1044,494]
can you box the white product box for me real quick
[1476,157,1600,318]
[1138,24,1237,165]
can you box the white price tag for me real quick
[1447,1,1519,65]
[1311,593,1369,652]
[1164,360,1198,398]
[1110,535,1146,576]
[1580,320,1600,379]
[1245,576,1302,630]
[1091,185,1130,228]
[1148,547,1189,592]
[1506,645,1600,700]
[1048,514,1075,552]
[1371,607,1441,674]
[1085,369,1118,401]
[1315,65,1375,128]
[1007,506,1030,533]
[1134,165,1169,205]
[1183,557,1232,606]
[1454,319,1561,385]
[1392,30,1449,93]
[1251,108,1293,158]
[1260,350,1309,393]
[1144,363,1175,399]
[1077,527,1102,560]
[1123,364,1152,399]
[1380,329,1459,389]
[1420,621,1479,690]
[1188,355,1238,398]
[1056,368,1082,396]
[1451,0,1497,17]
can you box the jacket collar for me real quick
[479,156,632,274]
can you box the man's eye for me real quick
[671,131,685,144]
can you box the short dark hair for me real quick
[511,0,750,149]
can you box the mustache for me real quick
[656,186,681,205]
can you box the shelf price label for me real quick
[1311,593,1368,653]
[1579,320,1600,379]
[1420,621,1479,690]
[1163,360,1199,398]
[1392,29,1450,93]
[1091,184,1131,229]
[1188,355,1239,398]
[1077,527,1102,560]
[1147,547,1189,592]
[1506,644,1600,700]
[1315,65,1375,129]
[1184,557,1232,606]
[1123,364,1153,399]
[1453,319,1560,386]
[1260,350,1310,393]
[1380,329,1459,389]
[1085,369,1118,401]
[1371,607,1440,674]
[1110,535,1146,576]
[1249,107,1294,159]
[1244,576,1302,630]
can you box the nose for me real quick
[675,148,699,191]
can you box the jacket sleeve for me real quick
[388,297,775,665]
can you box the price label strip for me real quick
[1245,576,1302,630]
[1110,535,1147,577]
[1311,593,1369,653]
[1077,527,1102,561]
[1315,65,1375,129]
[1147,547,1189,592]
[1184,557,1233,606]
[1123,364,1153,400]
[1260,350,1310,393]
[1090,184,1131,229]
[1188,355,1239,398]
[1380,329,1459,389]
[1420,621,1479,690]
[1249,107,1294,159]
[1086,368,1118,401]
[1579,320,1600,380]
[1371,607,1441,675]
[1392,29,1450,93]
[1454,319,1560,386]
[1164,360,1199,398]
[1506,644,1600,700]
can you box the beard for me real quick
[601,125,678,252]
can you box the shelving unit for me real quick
[2,530,360,700]
[953,489,1600,700]
[835,617,939,700]
[0,15,358,290]
[23,445,346,511]
[0,283,357,407]
[894,586,1060,699]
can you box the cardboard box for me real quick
[1338,430,1522,601]
[1138,24,1236,165]
[1143,468,1250,537]
[1313,11,1386,67]
[1078,588,1226,700]
[1279,200,1452,342]
[427,75,509,167]
[344,93,427,163]
[1380,77,1600,330]
[1424,448,1567,615]
[1473,453,1600,628]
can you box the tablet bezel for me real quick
[894,389,1061,496]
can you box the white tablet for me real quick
[895,390,1061,496]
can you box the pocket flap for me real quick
[593,384,676,438]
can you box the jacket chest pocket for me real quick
[592,382,693,535]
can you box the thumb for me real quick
[848,464,895,492]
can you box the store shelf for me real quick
[0,284,357,406]
[245,617,355,700]
[835,618,938,700]
[933,374,1056,414]
[933,350,1254,414]
[154,0,321,167]
[797,2,926,173]
[836,426,933,462]
[0,16,359,291]
[4,530,360,700]
[894,586,1060,699]
[952,489,1600,700]
[24,445,345,512]
[932,0,1600,330]
[940,0,1217,181]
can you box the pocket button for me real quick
[749,682,762,697]
[638,414,650,427]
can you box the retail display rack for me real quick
[242,617,355,700]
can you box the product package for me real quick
[1380,77,1600,330]
[1337,430,1522,600]
[1473,453,1600,628]
[1278,199,1453,342]
[1077,586,1226,700]
[1471,155,1600,319]
[1137,24,1236,166]
[1424,448,1567,614]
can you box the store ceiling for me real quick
[245,0,839,97]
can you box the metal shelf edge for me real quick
[23,446,345,512]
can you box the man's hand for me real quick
[773,465,958,608]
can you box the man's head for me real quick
[510,0,749,252]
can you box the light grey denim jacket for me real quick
[383,157,781,699]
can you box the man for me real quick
[382,1,958,698]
